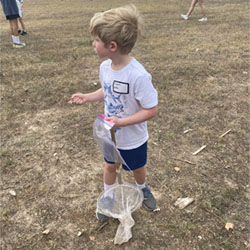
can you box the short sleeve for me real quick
[134,74,158,109]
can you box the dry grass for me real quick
[0,0,249,249]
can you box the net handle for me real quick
[110,129,122,184]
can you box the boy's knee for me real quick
[133,166,145,174]
[105,164,117,173]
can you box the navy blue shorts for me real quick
[6,14,20,20]
[104,141,147,171]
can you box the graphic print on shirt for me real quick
[103,81,129,117]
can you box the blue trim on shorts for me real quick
[104,141,147,171]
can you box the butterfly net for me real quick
[93,115,143,245]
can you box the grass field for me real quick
[0,0,249,249]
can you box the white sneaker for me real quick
[13,42,26,48]
[198,17,207,22]
[181,14,188,20]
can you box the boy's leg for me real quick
[103,162,117,199]
[104,162,117,185]
[133,166,146,184]
[96,162,117,222]
[133,166,156,211]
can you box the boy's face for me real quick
[92,36,110,59]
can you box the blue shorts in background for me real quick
[104,141,147,171]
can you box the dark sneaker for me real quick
[18,29,21,34]
[96,196,114,222]
[13,42,26,48]
[142,186,156,211]
[96,212,109,223]
[20,31,27,35]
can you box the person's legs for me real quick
[9,18,25,47]
[198,0,206,17]
[186,0,198,17]
[19,17,27,33]
[6,15,25,47]
[9,19,19,36]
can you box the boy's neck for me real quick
[110,54,133,71]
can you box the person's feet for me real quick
[96,196,114,222]
[13,42,26,48]
[20,30,27,35]
[181,15,208,22]
[198,17,208,22]
[96,212,109,222]
[96,186,157,222]
[181,14,188,20]
[142,185,157,211]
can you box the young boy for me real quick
[1,0,26,48]
[71,5,158,222]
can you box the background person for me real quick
[0,0,26,47]
[181,0,207,21]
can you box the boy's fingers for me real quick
[105,117,113,121]
[69,96,80,104]
[69,95,85,105]
[71,95,79,101]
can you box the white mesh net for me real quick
[96,183,143,244]
[93,115,144,245]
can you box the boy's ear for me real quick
[109,41,118,51]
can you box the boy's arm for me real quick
[105,105,158,128]
[71,88,103,105]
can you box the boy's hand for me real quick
[71,93,88,105]
[105,116,121,128]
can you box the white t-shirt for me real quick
[99,58,158,150]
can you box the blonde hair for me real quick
[90,4,143,54]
